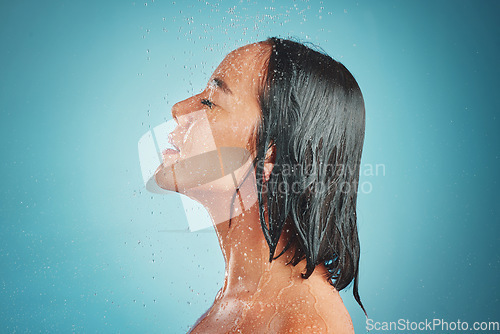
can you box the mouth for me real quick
[162,147,180,166]
[167,133,181,151]
[162,134,181,162]
[162,147,179,155]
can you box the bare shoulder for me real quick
[281,319,353,334]
[235,275,355,333]
[265,282,354,334]
[278,295,354,334]
[238,300,353,334]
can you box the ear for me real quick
[263,144,276,183]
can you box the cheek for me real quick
[182,112,218,157]
[211,110,259,150]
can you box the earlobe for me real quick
[263,144,276,182]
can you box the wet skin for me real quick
[155,43,354,333]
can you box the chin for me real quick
[154,163,178,192]
[154,159,223,194]
[154,146,256,203]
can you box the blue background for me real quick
[1,0,498,333]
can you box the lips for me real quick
[166,142,180,153]
[167,132,181,152]
[163,148,179,155]
[163,145,180,156]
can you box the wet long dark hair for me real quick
[254,37,366,313]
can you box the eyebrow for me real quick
[211,77,233,95]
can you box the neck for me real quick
[215,203,288,299]
[183,171,331,302]
[192,193,327,301]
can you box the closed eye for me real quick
[201,98,215,109]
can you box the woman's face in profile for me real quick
[155,43,269,193]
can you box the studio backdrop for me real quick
[1,1,498,333]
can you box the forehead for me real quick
[211,43,270,90]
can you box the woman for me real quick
[155,37,365,333]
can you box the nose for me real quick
[170,100,183,124]
[171,95,200,126]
